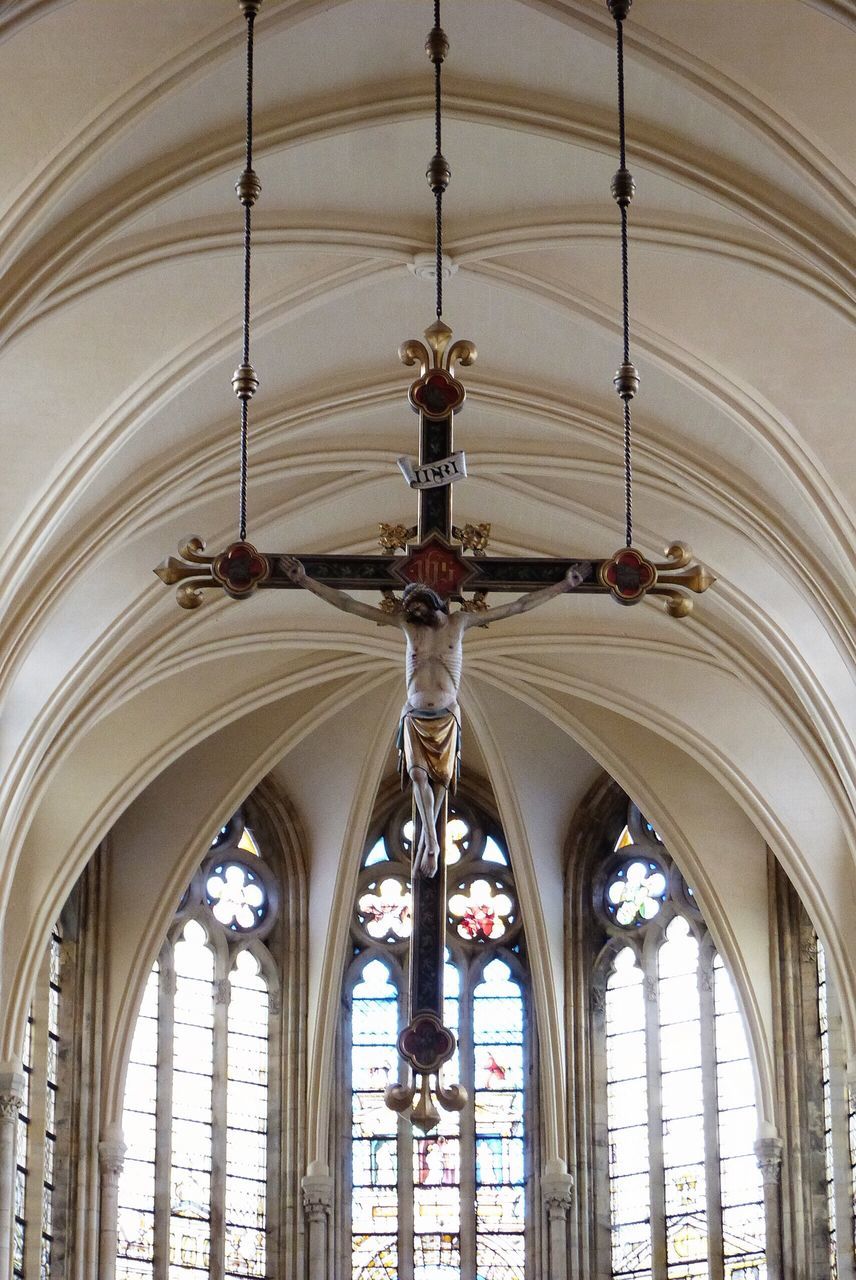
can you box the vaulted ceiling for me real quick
[0,0,853,1155]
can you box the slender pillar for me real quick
[541,1162,573,1280]
[98,1122,126,1280]
[302,1170,333,1280]
[755,1133,784,1280]
[0,1067,25,1280]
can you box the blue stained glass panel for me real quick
[352,998,398,1045]
[476,1136,523,1185]
[483,837,508,865]
[364,838,389,866]
[474,960,525,1277]
[351,960,400,1280]
[354,1138,398,1187]
[473,995,522,1045]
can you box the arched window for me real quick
[584,795,767,1279]
[115,813,285,1280]
[343,790,532,1280]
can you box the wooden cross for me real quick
[155,319,713,1129]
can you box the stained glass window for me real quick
[346,794,530,1280]
[812,936,856,1277]
[14,1013,32,1280]
[116,814,279,1280]
[41,927,62,1280]
[595,799,766,1280]
[14,918,72,1280]
[816,941,838,1277]
[116,966,158,1278]
[850,1082,856,1260]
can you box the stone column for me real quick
[302,1169,333,1280]
[541,1161,574,1280]
[98,1122,126,1280]
[0,1068,25,1280]
[755,1133,784,1280]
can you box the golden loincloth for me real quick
[397,708,460,791]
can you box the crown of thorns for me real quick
[401,582,449,613]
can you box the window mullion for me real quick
[458,964,476,1280]
[153,952,175,1280]
[645,957,667,1280]
[209,968,228,1280]
[699,953,724,1279]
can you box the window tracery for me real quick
[115,816,279,1280]
[343,791,530,1280]
[588,797,767,1279]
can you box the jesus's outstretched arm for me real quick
[459,561,591,629]
[281,556,398,627]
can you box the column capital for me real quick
[754,1135,784,1184]
[0,1068,25,1121]
[99,1122,127,1179]
[541,1167,574,1220]
[302,1172,334,1221]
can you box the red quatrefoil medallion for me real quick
[409,370,466,419]
[212,541,270,598]
[600,547,657,605]
[398,1013,456,1073]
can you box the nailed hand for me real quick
[281,555,307,584]
[565,561,592,589]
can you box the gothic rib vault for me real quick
[0,0,853,1198]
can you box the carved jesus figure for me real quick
[282,557,590,876]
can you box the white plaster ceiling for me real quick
[0,0,853,1148]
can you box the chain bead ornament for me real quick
[234,0,261,542]
[426,1,448,320]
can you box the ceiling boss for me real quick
[153,0,715,1131]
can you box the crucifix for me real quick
[154,0,714,1132]
[155,314,710,1131]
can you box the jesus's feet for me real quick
[415,830,440,878]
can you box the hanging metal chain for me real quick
[607,0,638,548]
[426,0,450,320]
[232,1,263,543]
